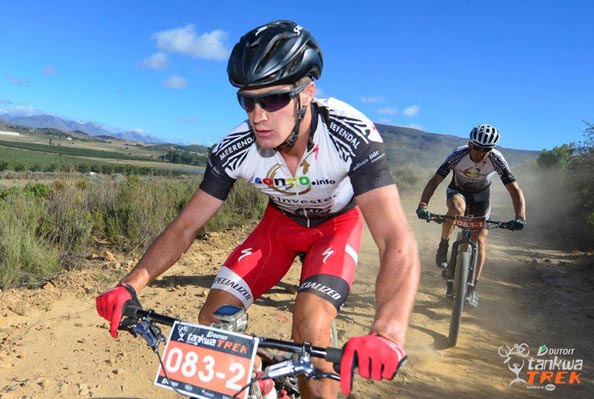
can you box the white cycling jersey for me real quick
[199,97,394,227]
[436,145,516,193]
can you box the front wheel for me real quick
[448,250,470,347]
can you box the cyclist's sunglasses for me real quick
[237,84,308,113]
[471,143,493,153]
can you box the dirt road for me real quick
[1,193,593,398]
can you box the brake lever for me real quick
[310,371,341,381]
[135,321,165,352]
[118,317,139,337]
[261,356,316,379]
[118,318,165,352]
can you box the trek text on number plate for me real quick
[155,321,259,399]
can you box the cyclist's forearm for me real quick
[420,175,444,205]
[506,182,526,219]
[371,234,420,346]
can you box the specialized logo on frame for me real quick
[497,343,583,392]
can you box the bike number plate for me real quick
[453,218,485,230]
[155,321,259,399]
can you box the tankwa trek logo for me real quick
[497,343,583,392]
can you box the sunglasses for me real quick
[237,84,308,113]
[471,144,493,153]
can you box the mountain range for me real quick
[0,111,539,169]
[0,112,163,143]
[377,124,539,168]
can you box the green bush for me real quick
[391,163,432,193]
[40,179,94,260]
[528,121,594,249]
[0,192,61,288]
[204,180,267,232]
[106,176,198,250]
[536,144,574,169]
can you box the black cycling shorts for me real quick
[446,186,491,218]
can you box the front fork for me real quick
[445,233,479,297]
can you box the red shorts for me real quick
[211,204,364,309]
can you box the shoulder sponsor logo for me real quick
[217,136,254,161]
[329,121,361,149]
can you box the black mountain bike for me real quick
[118,301,342,399]
[428,214,514,347]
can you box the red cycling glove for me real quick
[96,284,138,338]
[340,332,407,395]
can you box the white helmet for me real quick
[470,124,500,148]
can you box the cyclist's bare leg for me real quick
[198,288,245,325]
[472,228,489,281]
[292,292,339,399]
[442,194,466,239]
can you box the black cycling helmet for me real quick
[227,20,323,89]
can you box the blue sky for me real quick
[1,1,592,151]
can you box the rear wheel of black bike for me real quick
[448,250,470,347]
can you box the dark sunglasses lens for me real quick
[473,144,491,152]
[238,92,293,112]
[259,93,292,112]
[238,96,255,112]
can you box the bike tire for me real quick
[448,250,470,347]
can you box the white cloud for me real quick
[6,74,28,85]
[165,75,187,89]
[377,107,398,115]
[361,95,384,104]
[143,52,169,70]
[153,24,229,61]
[403,105,420,117]
[178,117,197,124]
[0,99,13,105]
[42,66,55,76]
[0,105,42,116]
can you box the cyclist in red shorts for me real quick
[96,20,419,398]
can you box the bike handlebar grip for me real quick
[122,302,143,319]
[326,347,342,371]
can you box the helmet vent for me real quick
[227,20,323,89]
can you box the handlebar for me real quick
[427,214,515,230]
[119,305,342,382]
